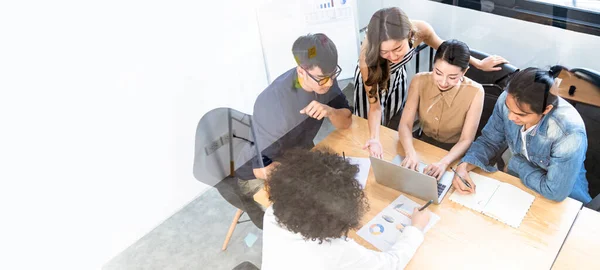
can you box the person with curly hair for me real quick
[261,148,431,270]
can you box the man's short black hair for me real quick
[507,66,565,114]
[292,33,338,74]
[267,148,368,243]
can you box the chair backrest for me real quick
[192,108,260,220]
[465,49,519,137]
[576,103,600,199]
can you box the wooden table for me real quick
[552,207,600,270]
[557,70,600,108]
[255,116,582,270]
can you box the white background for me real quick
[0,1,267,269]
[1,0,599,269]
[257,0,360,81]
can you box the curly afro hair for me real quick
[267,148,369,243]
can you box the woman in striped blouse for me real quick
[355,7,508,158]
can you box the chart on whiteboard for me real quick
[356,195,440,251]
[304,0,353,25]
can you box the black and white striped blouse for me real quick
[353,47,416,127]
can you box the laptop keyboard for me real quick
[437,182,447,197]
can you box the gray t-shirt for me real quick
[236,68,350,180]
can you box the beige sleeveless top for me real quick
[417,72,483,144]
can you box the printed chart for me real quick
[356,195,440,251]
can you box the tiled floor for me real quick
[103,187,264,270]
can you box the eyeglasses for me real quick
[301,65,342,86]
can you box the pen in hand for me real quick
[418,200,433,211]
[451,167,472,189]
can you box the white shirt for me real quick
[261,206,424,270]
[520,124,537,161]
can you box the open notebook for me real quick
[449,172,535,228]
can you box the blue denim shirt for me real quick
[462,92,591,204]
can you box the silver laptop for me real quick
[369,155,454,204]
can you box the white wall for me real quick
[357,0,383,32]
[6,0,598,269]
[357,0,600,71]
[0,1,267,269]
[257,0,360,81]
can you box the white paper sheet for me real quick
[449,172,501,212]
[483,183,535,228]
[356,195,440,251]
[346,157,371,189]
[449,172,535,228]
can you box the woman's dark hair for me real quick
[364,7,414,102]
[267,148,369,243]
[507,65,565,114]
[434,39,470,70]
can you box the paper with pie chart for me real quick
[356,195,440,251]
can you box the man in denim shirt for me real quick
[453,67,592,204]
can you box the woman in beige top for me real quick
[398,40,484,180]
[355,7,507,159]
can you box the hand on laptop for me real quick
[452,164,476,194]
[424,161,448,181]
[400,153,420,172]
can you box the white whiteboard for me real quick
[256,0,360,82]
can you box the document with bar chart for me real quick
[304,0,353,25]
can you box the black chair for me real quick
[465,49,520,138]
[576,103,600,211]
[559,67,600,211]
[465,49,519,171]
[588,194,600,211]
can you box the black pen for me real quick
[342,151,345,160]
[419,200,433,211]
[451,167,472,189]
